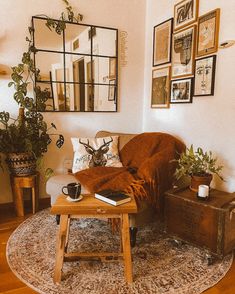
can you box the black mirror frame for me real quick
[32,16,118,112]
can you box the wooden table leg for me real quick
[32,187,36,214]
[12,184,24,217]
[65,216,71,253]
[121,213,133,283]
[53,214,69,283]
[34,173,39,212]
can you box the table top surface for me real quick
[166,187,235,209]
[51,194,138,215]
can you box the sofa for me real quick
[46,130,184,246]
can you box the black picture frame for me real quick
[152,18,173,67]
[194,55,217,96]
[170,78,194,103]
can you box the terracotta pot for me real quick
[6,152,37,177]
[190,174,213,192]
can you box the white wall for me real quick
[0,0,146,203]
[143,0,235,192]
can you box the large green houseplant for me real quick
[174,145,224,191]
[0,0,83,176]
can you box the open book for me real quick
[95,190,131,206]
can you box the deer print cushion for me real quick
[71,136,123,173]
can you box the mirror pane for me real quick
[49,82,70,111]
[64,23,91,55]
[33,18,63,52]
[93,84,117,111]
[92,56,117,84]
[35,51,65,82]
[35,82,55,111]
[64,84,94,112]
[64,54,91,83]
[92,27,117,57]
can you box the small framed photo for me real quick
[153,18,173,67]
[196,9,220,57]
[109,58,116,79]
[194,55,217,96]
[174,0,199,31]
[108,79,116,101]
[73,38,79,51]
[171,25,196,78]
[170,78,193,103]
[151,66,171,108]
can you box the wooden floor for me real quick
[0,207,235,293]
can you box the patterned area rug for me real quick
[7,209,233,294]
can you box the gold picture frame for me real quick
[171,25,196,79]
[174,0,199,31]
[196,8,220,57]
[151,66,171,108]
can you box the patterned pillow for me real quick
[71,136,123,173]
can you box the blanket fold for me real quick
[74,132,185,210]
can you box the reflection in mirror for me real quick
[32,16,118,112]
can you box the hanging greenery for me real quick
[0,0,83,172]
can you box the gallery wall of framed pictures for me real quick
[151,0,220,108]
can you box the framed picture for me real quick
[152,18,173,67]
[170,78,193,103]
[151,66,171,108]
[109,58,116,79]
[171,25,196,78]
[194,55,216,96]
[73,38,79,51]
[174,0,199,31]
[108,79,116,101]
[196,9,220,57]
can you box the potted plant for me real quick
[174,145,224,191]
[0,0,83,176]
[0,108,64,176]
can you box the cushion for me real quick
[95,130,137,150]
[71,136,123,173]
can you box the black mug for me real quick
[62,182,81,199]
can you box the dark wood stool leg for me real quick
[56,215,61,225]
[130,227,138,247]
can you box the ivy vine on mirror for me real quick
[32,17,118,112]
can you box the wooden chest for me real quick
[164,187,235,258]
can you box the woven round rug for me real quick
[7,209,233,294]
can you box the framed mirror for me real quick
[32,16,118,112]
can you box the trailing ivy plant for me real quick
[0,0,83,172]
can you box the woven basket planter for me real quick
[6,152,37,176]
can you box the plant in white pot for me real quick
[174,145,224,191]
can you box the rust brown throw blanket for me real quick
[74,133,185,210]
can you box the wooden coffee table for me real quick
[51,194,137,283]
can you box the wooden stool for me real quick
[10,173,40,217]
[51,194,137,283]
